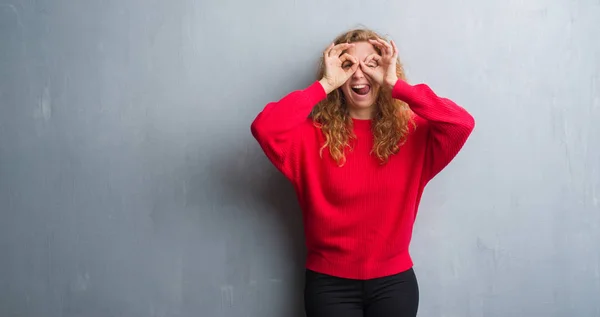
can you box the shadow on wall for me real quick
[204,137,307,317]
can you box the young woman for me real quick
[250,28,475,317]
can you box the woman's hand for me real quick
[319,43,359,94]
[360,38,399,90]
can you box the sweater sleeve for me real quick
[250,81,327,181]
[391,79,475,183]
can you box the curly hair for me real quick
[310,28,415,166]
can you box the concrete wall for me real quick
[1,0,598,316]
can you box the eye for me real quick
[342,61,353,69]
[367,61,377,68]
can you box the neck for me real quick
[348,107,375,120]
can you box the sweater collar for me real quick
[351,118,372,132]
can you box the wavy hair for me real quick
[310,28,414,166]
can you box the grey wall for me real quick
[1,0,599,316]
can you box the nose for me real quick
[352,65,364,79]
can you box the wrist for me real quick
[319,78,335,94]
[385,77,398,91]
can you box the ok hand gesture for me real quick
[319,43,359,94]
[360,38,400,90]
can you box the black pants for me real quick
[304,268,419,317]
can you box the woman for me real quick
[250,28,475,317]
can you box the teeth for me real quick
[352,85,367,89]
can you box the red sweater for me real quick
[251,79,475,280]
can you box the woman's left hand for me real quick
[360,38,399,90]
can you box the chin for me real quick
[352,100,375,109]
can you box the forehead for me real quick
[344,41,378,59]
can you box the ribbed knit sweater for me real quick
[250,79,475,279]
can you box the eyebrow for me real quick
[341,55,378,64]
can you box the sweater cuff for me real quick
[304,80,328,105]
[391,79,417,102]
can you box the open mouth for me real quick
[351,84,371,96]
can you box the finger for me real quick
[374,38,392,56]
[362,64,384,83]
[390,40,398,58]
[379,38,393,56]
[348,61,359,74]
[359,60,369,72]
[323,43,334,58]
[339,53,357,64]
[329,43,349,59]
[368,38,383,50]
[368,38,389,56]
[359,60,375,75]
[330,42,354,57]
[365,53,381,64]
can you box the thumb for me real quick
[350,61,359,73]
[359,61,375,76]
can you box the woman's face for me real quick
[340,41,380,118]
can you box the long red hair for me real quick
[311,29,414,166]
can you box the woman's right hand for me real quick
[319,43,358,94]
